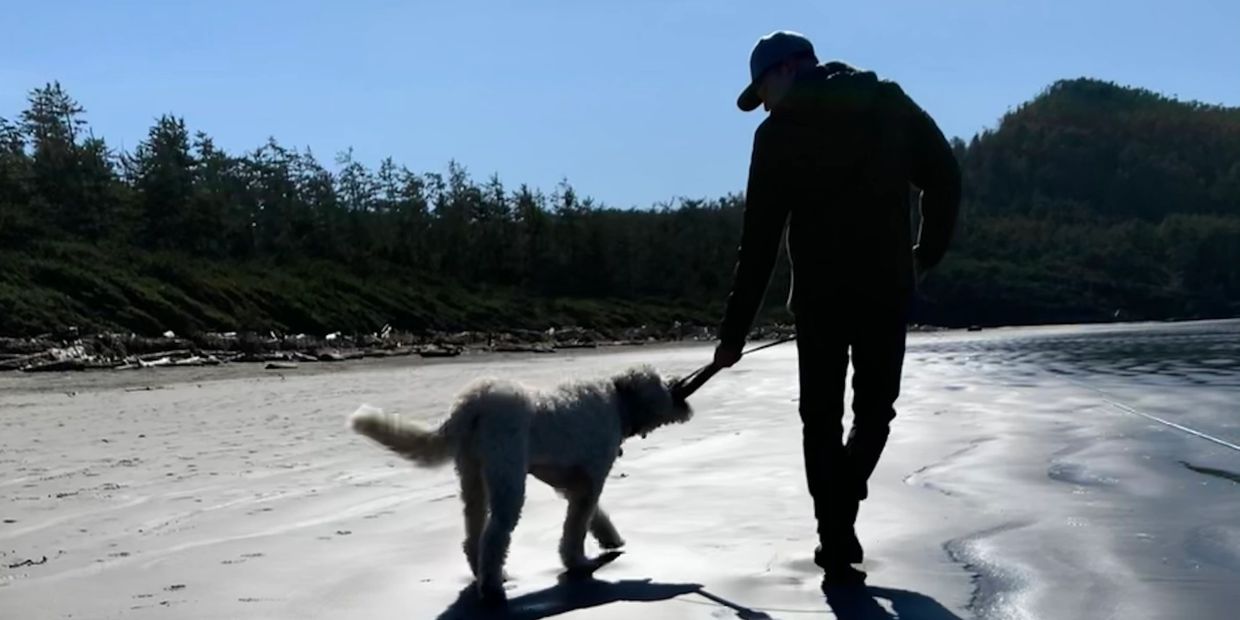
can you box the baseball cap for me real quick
[737,30,816,112]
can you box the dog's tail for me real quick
[349,405,460,467]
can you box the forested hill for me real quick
[1,78,1238,338]
[961,78,1240,221]
[915,78,1240,326]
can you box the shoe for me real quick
[842,529,863,564]
[476,581,507,606]
[820,562,867,589]
[814,531,863,567]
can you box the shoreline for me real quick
[0,325,737,374]
[5,315,1215,374]
[0,318,901,374]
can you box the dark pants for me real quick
[795,304,907,564]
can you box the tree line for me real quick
[1,79,1238,336]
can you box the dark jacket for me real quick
[719,62,961,347]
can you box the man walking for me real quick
[713,31,961,586]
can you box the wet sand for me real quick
[2,321,1238,619]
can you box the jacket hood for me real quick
[777,61,882,115]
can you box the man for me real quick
[713,31,961,586]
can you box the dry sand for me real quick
[2,322,1238,619]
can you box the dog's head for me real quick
[612,365,694,439]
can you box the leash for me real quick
[670,335,797,402]
[1057,374,1240,453]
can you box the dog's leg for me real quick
[589,505,625,550]
[477,458,525,603]
[559,486,598,571]
[457,457,486,578]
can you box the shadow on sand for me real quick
[824,585,965,620]
[435,572,962,620]
[435,575,704,620]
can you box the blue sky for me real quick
[4,1,1238,207]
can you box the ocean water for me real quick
[904,319,1240,619]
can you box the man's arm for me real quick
[718,122,792,353]
[906,100,961,273]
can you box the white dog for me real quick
[349,364,693,602]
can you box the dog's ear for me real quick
[613,373,645,411]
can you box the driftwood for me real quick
[316,349,365,362]
[23,359,88,372]
[492,344,555,354]
[0,354,42,371]
[0,321,738,372]
[7,555,48,569]
[362,347,415,358]
[418,347,461,358]
[135,349,192,363]
[235,351,318,364]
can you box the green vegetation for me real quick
[1,79,1237,337]
[924,78,1240,325]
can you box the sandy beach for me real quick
[2,321,1238,619]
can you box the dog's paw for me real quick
[563,550,624,579]
[597,535,626,550]
[476,580,507,606]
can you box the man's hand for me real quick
[713,343,742,368]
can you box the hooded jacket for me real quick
[719,62,961,347]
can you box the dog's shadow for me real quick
[435,575,704,620]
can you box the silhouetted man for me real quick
[713,31,961,586]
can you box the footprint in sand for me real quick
[222,553,265,565]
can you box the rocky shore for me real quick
[0,323,805,373]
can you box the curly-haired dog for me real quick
[349,365,693,602]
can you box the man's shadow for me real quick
[435,575,704,620]
[824,584,965,620]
